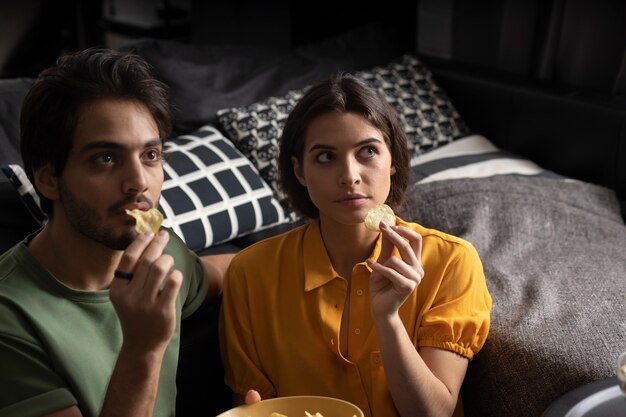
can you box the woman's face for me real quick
[292,111,396,228]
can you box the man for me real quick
[0,48,233,417]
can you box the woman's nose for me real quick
[338,159,361,186]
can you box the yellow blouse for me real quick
[219,218,491,417]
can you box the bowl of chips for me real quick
[216,395,364,417]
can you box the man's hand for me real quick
[109,230,183,353]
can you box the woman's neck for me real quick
[318,217,378,280]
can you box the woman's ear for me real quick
[390,165,397,176]
[291,156,307,187]
[33,164,60,201]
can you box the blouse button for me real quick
[356,289,363,296]
[354,328,361,335]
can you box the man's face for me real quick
[56,99,164,250]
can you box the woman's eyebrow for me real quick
[307,137,382,152]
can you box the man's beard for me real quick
[57,180,150,250]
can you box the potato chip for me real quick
[125,208,163,234]
[364,204,396,232]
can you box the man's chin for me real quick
[99,231,137,251]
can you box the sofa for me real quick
[2,5,626,416]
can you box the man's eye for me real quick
[94,153,114,164]
[144,149,162,161]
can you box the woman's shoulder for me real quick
[398,217,478,255]
[232,222,311,263]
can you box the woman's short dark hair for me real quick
[20,47,172,216]
[278,73,410,219]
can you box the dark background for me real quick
[2,0,626,97]
[0,0,418,79]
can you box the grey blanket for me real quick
[398,175,626,417]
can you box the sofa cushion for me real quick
[0,78,34,167]
[1,125,289,252]
[409,134,564,184]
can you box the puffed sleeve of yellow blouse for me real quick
[416,241,492,360]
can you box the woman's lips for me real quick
[337,195,369,206]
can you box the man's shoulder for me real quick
[0,241,26,284]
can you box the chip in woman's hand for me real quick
[364,204,396,232]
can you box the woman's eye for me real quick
[358,146,378,159]
[316,152,333,163]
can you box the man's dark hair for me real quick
[278,73,410,219]
[20,47,172,216]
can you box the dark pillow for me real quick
[0,78,34,166]
[121,39,351,135]
[121,22,413,135]
[2,126,289,252]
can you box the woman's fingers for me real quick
[245,390,262,404]
[379,223,423,266]
[376,221,395,264]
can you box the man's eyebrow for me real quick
[80,139,162,152]
[307,137,382,152]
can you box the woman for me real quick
[219,73,492,417]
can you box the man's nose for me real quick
[122,159,148,194]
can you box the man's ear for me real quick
[291,156,307,187]
[33,164,60,200]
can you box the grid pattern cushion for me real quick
[1,125,288,251]
[217,54,470,217]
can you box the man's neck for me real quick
[28,221,122,291]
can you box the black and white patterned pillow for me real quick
[356,54,469,155]
[216,54,470,215]
[1,125,289,251]
[217,88,307,219]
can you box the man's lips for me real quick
[115,201,151,215]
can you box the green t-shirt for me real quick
[0,228,208,417]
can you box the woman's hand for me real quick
[245,390,262,404]
[367,221,424,318]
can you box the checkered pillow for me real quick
[1,126,288,251]
[216,54,470,215]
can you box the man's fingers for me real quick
[115,232,155,278]
[158,269,183,307]
[129,231,170,287]
[143,254,175,296]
